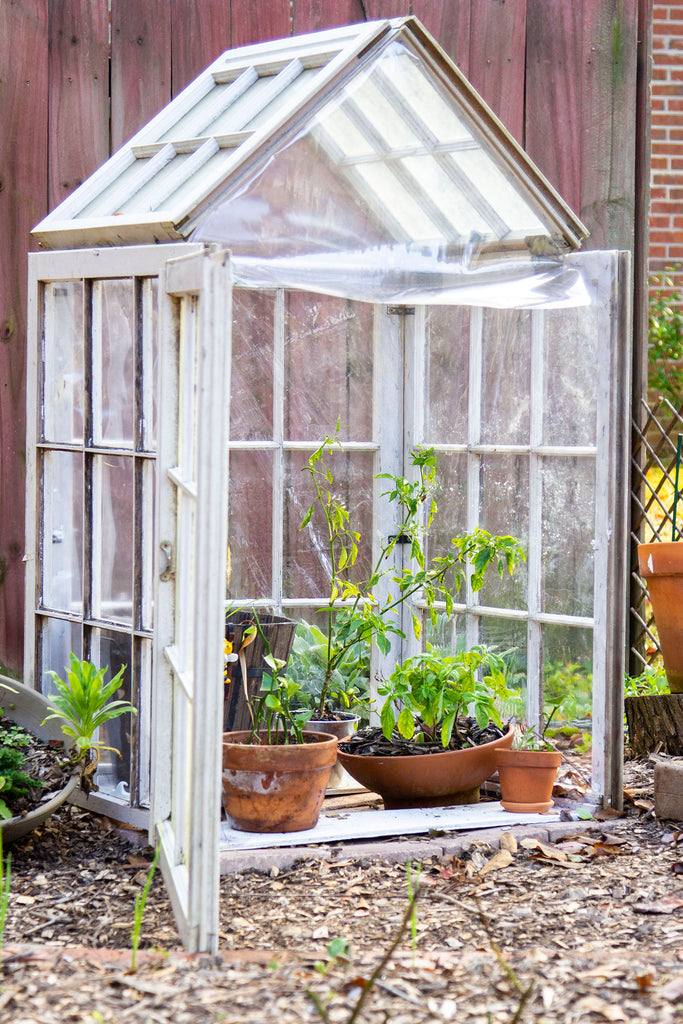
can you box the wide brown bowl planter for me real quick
[638,542,683,693]
[222,730,338,833]
[496,749,561,813]
[336,725,514,810]
[0,676,78,844]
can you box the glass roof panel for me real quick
[399,155,490,236]
[343,76,423,151]
[375,46,475,147]
[352,162,446,243]
[449,150,546,236]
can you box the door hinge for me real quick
[386,306,415,315]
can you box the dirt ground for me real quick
[1,759,682,1024]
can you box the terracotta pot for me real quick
[222,729,338,833]
[638,542,683,693]
[495,749,561,813]
[336,725,514,810]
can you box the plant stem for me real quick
[344,881,421,1024]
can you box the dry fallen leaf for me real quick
[478,849,513,875]
[634,971,656,991]
[633,895,683,915]
[574,995,629,1021]
[499,832,517,854]
[660,974,683,1001]
[531,841,568,862]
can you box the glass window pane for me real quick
[92,454,134,625]
[481,309,531,445]
[543,307,598,446]
[354,162,444,243]
[39,618,82,696]
[140,460,155,631]
[541,457,595,617]
[41,451,83,615]
[283,449,374,599]
[424,307,470,444]
[426,453,468,584]
[346,76,422,151]
[479,617,529,717]
[90,629,133,798]
[479,455,529,610]
[227,450,273,600]
[93,279,135,448]
[285,295,374,441]
[542,623,593,726]
[231,290,275,440]
[43,282,84,443]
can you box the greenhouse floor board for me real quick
[219,800,562,851]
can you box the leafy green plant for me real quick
[42,653,137,792]
[246,615,314,744]
[286,621,370,721]
[130,844,161,973]
[378,644,511,748]
[513,706,561,751]
[625,665,669,698]
[649,268,683,404]
[0,722,44,820]
[301,428,524,718]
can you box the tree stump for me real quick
[625,694,683,756]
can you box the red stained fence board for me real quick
[171,2,233,96]
[0,0,49,673]
[231,0,291,48]
[48,0,110,210]
[466,0,526,144]
[292,0,366,34]
[110,0,172,150]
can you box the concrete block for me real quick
[219,846,331,875]
[655,761,683,821]
[333,840,444,864]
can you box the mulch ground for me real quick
[0,758,682,1023]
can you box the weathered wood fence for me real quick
[0,0,652,675]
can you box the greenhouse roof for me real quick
[33,18,588,262]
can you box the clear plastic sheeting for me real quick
[193,39,587,307]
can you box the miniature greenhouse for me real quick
[27,19,631,951]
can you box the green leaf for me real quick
[380,701,396,740]
[397,706,415,740]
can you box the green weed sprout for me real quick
[42,653,137,793]
[130,844,161,973]
[0,831,10,960]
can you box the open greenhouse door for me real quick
[150,246,232,953]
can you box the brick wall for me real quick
[651,1,683,277]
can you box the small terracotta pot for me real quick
[638,542,683,693]
[495,749,561,813]
[222,730,338,833]
[336,725,514,810]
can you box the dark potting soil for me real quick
[338,717,508,757]
[0,716,74,818]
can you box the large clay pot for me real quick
[336,725,514,810]
[0,676,78,844]
[638,542,683,693]
[495,748,561,813]
[222,730,338,833]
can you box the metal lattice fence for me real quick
[630,396,683,674]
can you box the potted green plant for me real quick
[222,618,338,833]
[0,656,137,843]
[495,712,562,814]
[337,645,515,808]
[297,428,523,730]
